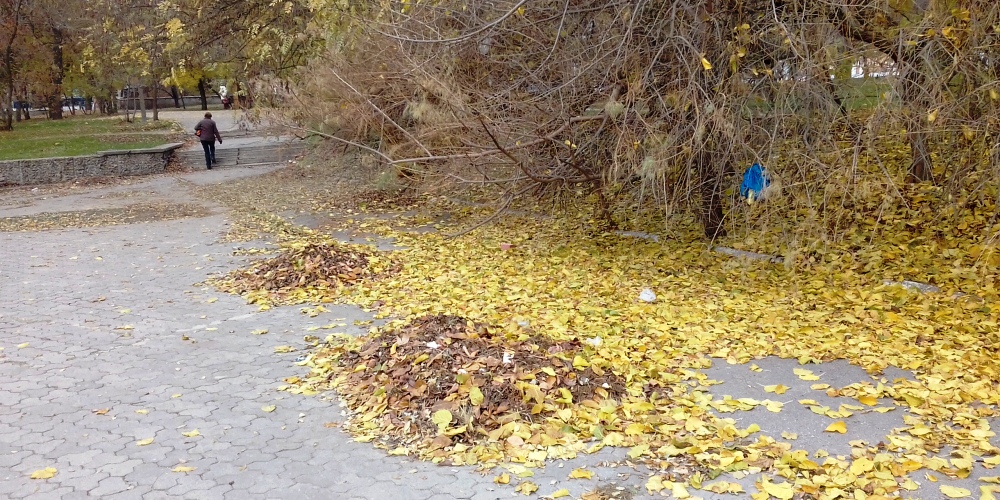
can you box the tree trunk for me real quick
[170,85,180,107]
[198,78,208,110]
[152,84,158,121]
[0,0,21,132]
[46,26,64,120]
[698,152,727,239]
[139,85,147,123]
[898,53,933,183]
[907,130,933,182]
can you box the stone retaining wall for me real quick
[0,143,183,186]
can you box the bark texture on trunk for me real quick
[46,26,64,120]
[198,78,208,110]
[698,152,727,239]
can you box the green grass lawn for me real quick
[0,116,181,161]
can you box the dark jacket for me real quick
[195,119,222,144]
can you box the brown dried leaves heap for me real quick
[213,240,393,304]
[310,315,625,453]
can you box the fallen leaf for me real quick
[646,475,666,493]
[825,421,847,433]
[469,387,484,406]
[17,343,28,348]
[181,429,201,437]
[494,473,511,484]
[171,465,196,473]
[251,329,268,335]
[940,485,971,498]
[432,409,453,432]
[136,438,154,446]
[760,477,794,500]
[548,488,570,498]
[274,345,296,353]
[323,422,340,428]
[92,408,110,415]
[135,409,149,415]
[29,467,57,479]
[262,405,277,413]
[515,481,538,495]
[764,384,789,395]
[793,368,820,381]
[569,468,594,479]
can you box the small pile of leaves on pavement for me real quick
[300,314,639,465]
[0,203,210,231]
[210,239,393,305]
[318,189,422,212]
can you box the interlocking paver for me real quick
[0,167,647,500]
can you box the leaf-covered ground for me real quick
[205,160,1000,499]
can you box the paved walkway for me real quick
[0,167,638,500]
[5,164,991,499]
[157,110,295,153]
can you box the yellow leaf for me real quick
[29,467,57,479]
[781,431,798,440]
[859,395,878,406]
[261,405,277,413]
[495,473,511,484]
[135,409,149,415]
[760,477,794,499]
[515,481,538,495]
[940,485,971,498]
[136,438,154,446]
[991,89,999,101]
[793,368,820,381]
[17,343,29,348]
[928,108,939,123]
[181,429,200,438]
[825,421,847,434]
[764,384,789,395]
[850,457,874,475]
[171,465,196,473]
[701,56,713,71]
[171,394,182,399]
[274,345,296,353]
[671,482,691,498]
[549,489,570,498]
[470,387,484,406]
[569,468,594,480]
[646,475,666,493]
[432,409,453,432]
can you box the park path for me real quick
[3,160,992,499]
[0,166,642,500]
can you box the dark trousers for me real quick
[201,141,216,169]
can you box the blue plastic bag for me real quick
[739,163,770,201]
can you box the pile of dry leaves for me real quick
[307,315,625,455]
[212,240,393,304]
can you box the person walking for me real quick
[194,112,223,169]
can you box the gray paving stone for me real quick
[0,170,654,500]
